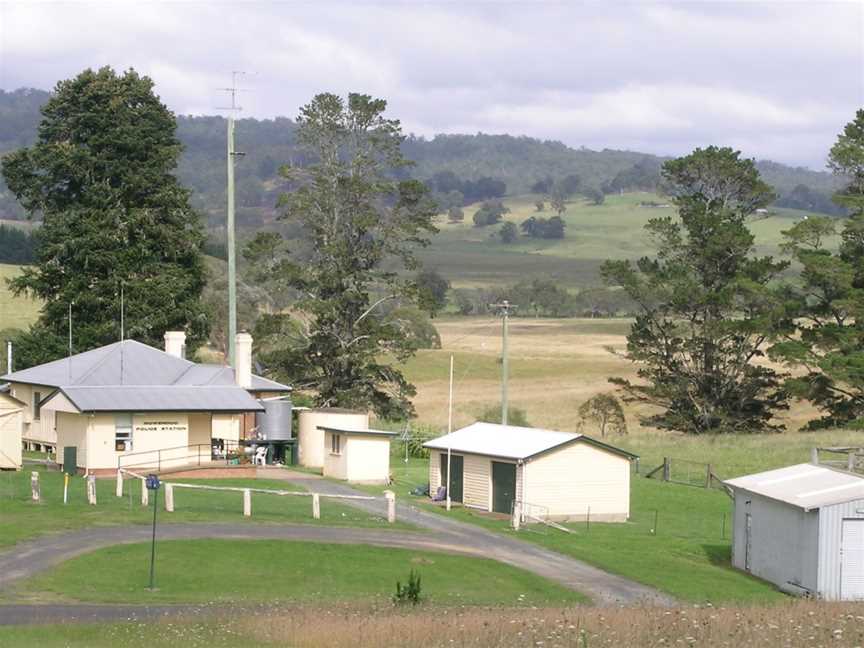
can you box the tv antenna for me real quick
[216,71,250,366]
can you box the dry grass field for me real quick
[9,601,864,647]
[0,263,41,330]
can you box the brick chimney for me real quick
[164,331,186,359]
[235,332,253,388]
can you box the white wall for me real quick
[0,396,22,469]
[56,412,89,469]
[298,410,368,468]
[9,383,56,447]
[524,441,630,521]
[323,430,348,480]
[463,454,490,510]
[345,435,391,484]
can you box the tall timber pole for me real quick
[226,108,237,366]
[490,300,516,425]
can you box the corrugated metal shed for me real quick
[48,386,265,412]
[424,422,637,461]
[725,464,864,510]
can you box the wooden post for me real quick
[384,490,396,524]
[312,493,320,520]
[30,471,40,502]
[848,453,855,472]
[164,483,174,512]
[663,457,671,482]
[811,447,819,465]
[86,474,97,505]
[141,477,148,506]
[243,488,251,517]
[705,463,712,489]
[116,470,123,497]
[512,500,521,531]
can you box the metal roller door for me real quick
[841,519,864,600]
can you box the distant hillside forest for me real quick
[0,87,846,226]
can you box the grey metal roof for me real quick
[725,464,864,511]
[423,422,637,461]
[50,386,265,413]
[1,339,291,392]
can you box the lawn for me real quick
[0,468,407,548]
[0,263,41,330]
[14,538,588,606]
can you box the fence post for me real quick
[384,490,396,524]
[586,506,591,533]
[312,493,321,520]
[848,453,855,472]
[116,470,123,497]
[141,477,148,506]
[663,457,671,482]
[243,488,252,517]
[705,463,712,489]
[30,471,40,502]
[811,447,819,465]
[164,483,174,512]
[512,500,522,531]
[86,474,97,505]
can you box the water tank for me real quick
[297,408,369,468]
[256,399,293,441]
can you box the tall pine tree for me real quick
[2,67,209,367]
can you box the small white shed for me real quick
[726,464,864,600]
[0,390,24,469]
[297,409,369,468]
[424,422,636,522]
[320,426,396,484]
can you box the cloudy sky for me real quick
[1,1,861,169]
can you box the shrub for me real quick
[578,393,627,437]
[393,569,422,605]
[400,424,440,459]
[479,406,530,427]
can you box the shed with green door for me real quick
[425,422,637,522]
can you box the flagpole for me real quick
[446,354,453,511]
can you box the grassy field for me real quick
[419,193,827,289]
[6,600,864,647]
[0,263,40,330]
[14,538,586,606]
[0,469,405,548]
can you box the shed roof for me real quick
[423,422,637,461]
[317,425,397,437]
[45,385,265,413]
[725,463,864,511]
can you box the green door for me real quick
[492,461,517,514]
[439,453,463,502]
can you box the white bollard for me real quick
[116,470,123,498]
[141,478,148,506]
[164,483,174,512]
[86,474,97,505]
[384,490,396,524]
[30,471,40,502]
[312,493,320,520]
[243,488,251,517]
[512,501,522,531]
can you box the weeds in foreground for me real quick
[392,569,423,606]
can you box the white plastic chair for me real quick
[253,446,267,466]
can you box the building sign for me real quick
[133,417,188,436]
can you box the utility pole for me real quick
[489,300,517,425]
[219,71,247,367]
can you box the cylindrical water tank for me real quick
[256,399,293,441]
[297,408,369,468]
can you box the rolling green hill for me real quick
[419,192,831,289]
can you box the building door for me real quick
[744,513,752,572]
[841,519,864,600]
[439,453,463,503]
[492,461,517,514]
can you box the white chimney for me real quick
[164,331,187,358]
[235,332,253,388]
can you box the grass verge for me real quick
[15,538,588,606]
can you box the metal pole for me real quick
[446,354,453,512]
[226,111,237,367]
[502,307,509,425]
[6,340,11,374]
[148,486,157,590]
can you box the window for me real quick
[115,414,133,452]
[33,391,42,421]
[331,433,341,455]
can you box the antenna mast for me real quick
[219,71,247,367]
